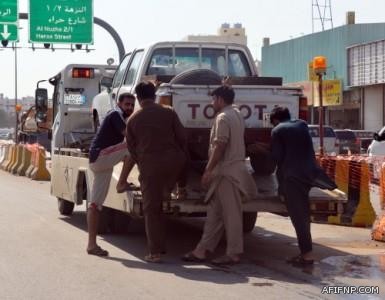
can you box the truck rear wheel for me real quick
[58,198,75,216]
[96,207,131,234]
[243,212,258,233]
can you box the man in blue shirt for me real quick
[270,106,317,266]
[87,93,136,257]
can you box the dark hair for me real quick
[135,81,156,101]
[211,85,235,104]
[118,92,135,103]
[270,106,291,124]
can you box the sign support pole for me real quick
[14,42,18,143]
[318,73,324,156]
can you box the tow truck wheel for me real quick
[243,212,258,233]
[58,198,75,216]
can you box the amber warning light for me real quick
[15,104,22,112]
[72,68,94,79]
[313,56,327,74]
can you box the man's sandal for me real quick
[211,255,240,266]
[87,246,109,257]
[181,252,206,263]
[286,255,314,266]
[144,253,162,263]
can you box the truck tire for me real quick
[110,211,132,234]
[58,198,75,216]
[243,212,258,233]
[169,69,222,85]
[98,208,113,234]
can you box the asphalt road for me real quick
[0,170,384,300]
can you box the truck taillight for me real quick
[299,96,308,121]
[159,95,173,106]
[72,68,94,79]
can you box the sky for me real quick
[1,0,385,99]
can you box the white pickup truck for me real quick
[36,42,345,233]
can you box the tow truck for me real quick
[35,42,346,233]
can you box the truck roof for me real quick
[48,64,117,85]
[135,40,252,50]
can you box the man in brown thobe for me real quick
[183,85,256,265]
[126,81,187,263]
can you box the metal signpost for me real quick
[0,0,19,42]
[313,56,327,156]
[29,0,93,44]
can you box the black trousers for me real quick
[139,151,186,254]
[282,177,312,254]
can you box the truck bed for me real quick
[52,151,346,219]
[122,159,346,218]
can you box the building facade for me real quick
[261,12,385,131]
[185,23,247,45]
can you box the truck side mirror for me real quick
[373,133,380,141]
[100,76,113,92]
[35,88,48,123]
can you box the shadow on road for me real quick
[58,210,385,287]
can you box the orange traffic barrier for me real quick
[10,144,24,174]
[5,145,16,172]
[371,160,385,242]
[351,159,376,227]
[0,145,11,169]
[0,145,5,164]
[326,156,375,227]
[30,147,50,181]
[380,162,385,210]
[16,145,32,176]
[334,158,349,194]
[372,212,385,242]
[0,144,10,166]
[25,144,38,178]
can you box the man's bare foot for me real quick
[301,251,314,261]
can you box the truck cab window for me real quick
[147,48,173,75]
[124,50,144,85]
[112,53,131,89]
[228,50,251,76]
[201,49,226,75]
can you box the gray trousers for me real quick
[197,177,243,256]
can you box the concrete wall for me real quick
[364,85,383,131]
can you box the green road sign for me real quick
[0,0,19,42]
[0,23,18,41]
[0,0,18,23]
[29,0,93,44]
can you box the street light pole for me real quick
[14,42,18,143]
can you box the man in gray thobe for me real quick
[183,85,256,265]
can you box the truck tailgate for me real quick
[169,85,300,129]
